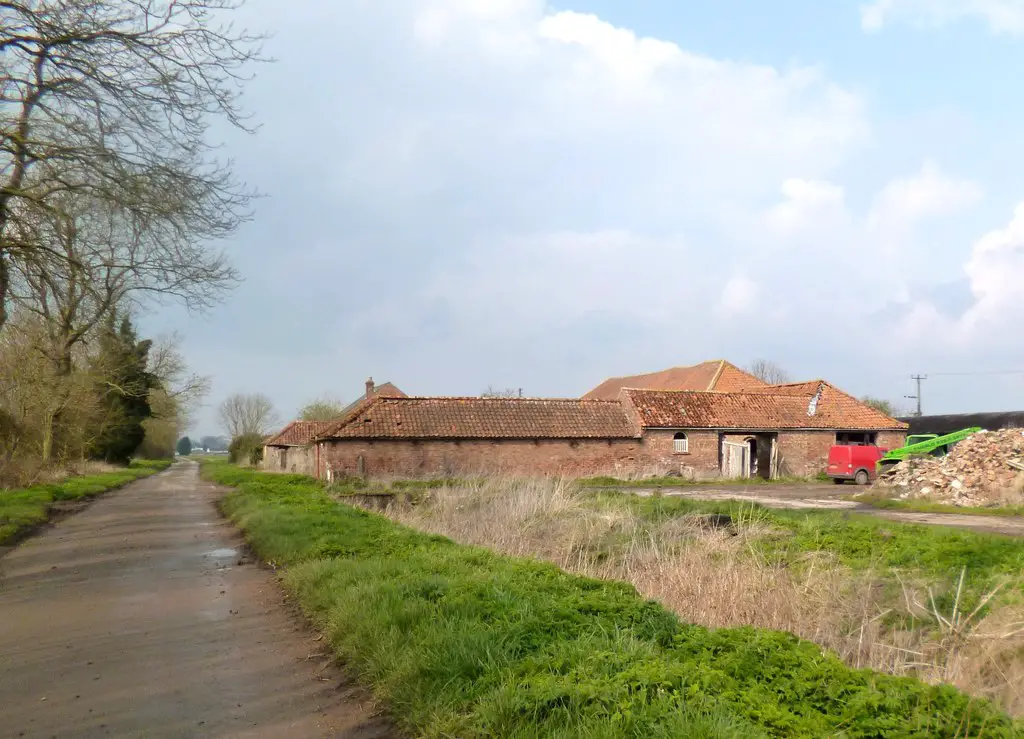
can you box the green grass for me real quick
[580,474,830,488]
[203,460,1022,738]
[0,459,170,545]
[854,493,1024,519]
[613,493,1024,610]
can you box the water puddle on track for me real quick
[204,548,238,558]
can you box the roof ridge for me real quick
[263,420,298,446]
[706,360,726,391]
[375,395,622,403]
[624,387,814,398]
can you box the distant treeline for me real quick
[899,411,1024,436]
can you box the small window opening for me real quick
[673,432,689,454]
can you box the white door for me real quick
[722,441,749,479]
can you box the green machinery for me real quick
[877,427,982,472]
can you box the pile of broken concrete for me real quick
[877,429,1024,506]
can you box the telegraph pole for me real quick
[905,375,927,417]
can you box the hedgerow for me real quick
[204,461,1022,738]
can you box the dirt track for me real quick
[0,461,395,739]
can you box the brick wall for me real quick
[878,431,908,450]
[318,431,723,480]
[260,445,317,476]
[318,428,908,480]
[775,430,908,477]
[775,432,835,477]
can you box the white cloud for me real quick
[962,203,1024,329]
[766,179,847,235]
[861,0,1024,34]
[870,162,983,224]
[179,0,1024,427]
[718,276,760,317]
[879,201,1024,356]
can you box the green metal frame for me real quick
[878,427,982,469]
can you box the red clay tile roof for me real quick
[583,360,766,400]
[756,381,825,396]
[264,420,336,447]
[337,382,407,418]
[712,363,773,392]
[319,397,639,440]
[623,385,907,431]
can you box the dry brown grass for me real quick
[373,476,1024,716]
[0,457,121,489]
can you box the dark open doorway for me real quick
[747,434,775,480]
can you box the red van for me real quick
[827,445,887,485]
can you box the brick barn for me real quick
[307,368,906,480]
[262,420,333,476]
[262,378,406,474]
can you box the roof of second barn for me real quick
[318,396,639,440]
[264,420,336,447]
[623,383,908,431]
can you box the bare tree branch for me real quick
[218,392,277,438]
[745,359,792,385]
[0,0,266,328]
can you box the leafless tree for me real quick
[299,396,347,421]
[10,192,234,374]
[861,397,903,419]
[147,332,210,431]
[218,393,278,438]
[745,359,792,385]
[481,386,521,398]
[0,0,265,329]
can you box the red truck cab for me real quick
[827,445,887,485]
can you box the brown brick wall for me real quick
[318,431,723,480]
[776,432,835,477]
[775,430,908,477]
[317,428,908,480]
[878,431,908,450]
[260,445,317,476]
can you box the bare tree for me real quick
[745,359,792,385]
[147,333,210,432]
[218,393,279,438]
[299,396,347,421]
[481,386,521,398]
[861,397,903,419]
[0,0,265,329]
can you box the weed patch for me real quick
[203,461,1021,737]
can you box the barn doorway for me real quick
[722,434,777,479]
[748,434,776,480]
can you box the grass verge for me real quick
[615,493,1024,603]
[203,461,1021,737]
[580,474,830,488]
[854,493,1024,519]
[0,459,171,546]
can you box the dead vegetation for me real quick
[372,477,1024,716]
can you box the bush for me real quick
[228,432,264,465]
[204,461,1022,738]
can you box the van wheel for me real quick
[855,470,870,486]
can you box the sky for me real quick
[143,0,1024,436]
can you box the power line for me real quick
[924,370,1024,377]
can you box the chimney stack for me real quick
[365,377,375,399]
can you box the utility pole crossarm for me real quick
[905,375,927,417]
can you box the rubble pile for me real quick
[878,429,1024,506]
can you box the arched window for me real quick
[673,432,688,454]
